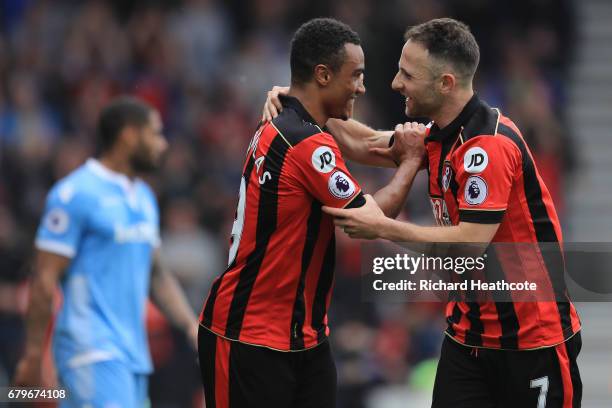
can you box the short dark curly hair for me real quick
[290,18,361,85]
[404,18,480,82]
[97,96,153,153]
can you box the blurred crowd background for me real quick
[0,0,578,406]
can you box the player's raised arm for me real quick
[262,85,397,167]
[326,119,395,167]
[14,250,68,386]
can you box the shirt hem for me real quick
[444,326,582,351]
[199,323,328,353]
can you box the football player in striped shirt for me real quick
[198,18,425,408]
[265,17,581,408]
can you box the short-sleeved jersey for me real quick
[36,159,160,373]
[200,95,365,351]
[426,95,581,350]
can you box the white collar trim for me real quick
[86,158,138,193]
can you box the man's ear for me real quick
[116,125,139,150]
[439,73,456,95]
[314,64,332,86]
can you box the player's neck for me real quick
[432,88,474,129]
[98,153,136,179]
[287,86,328,127]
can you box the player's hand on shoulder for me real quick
[262,86,290,122]
[370,122,427,168]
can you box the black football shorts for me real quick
[198,325,337,408]
[432,332,582,407]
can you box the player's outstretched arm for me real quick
[375,219,499,244]
[261,86,396,167]
[149,250,198,349]
[323,195,499,244]
[14,250,68,386]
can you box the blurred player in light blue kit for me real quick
[14,97,198,407]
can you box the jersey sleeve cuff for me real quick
[35,239,76,258]
[344,191,366,209]
[458,209,505,224]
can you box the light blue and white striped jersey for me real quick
[35,158,160,374]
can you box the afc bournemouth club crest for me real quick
[441,162,453,192]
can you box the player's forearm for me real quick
[23,271,56,358]
[377,219,497,244]
[150,268,197,334]
[377,219,465,243]
[373,160,421,218]
[327,119,395,167]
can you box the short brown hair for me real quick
[405,18,480,82]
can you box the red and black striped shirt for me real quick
[200,95,365,351]
[427,94,581,350]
